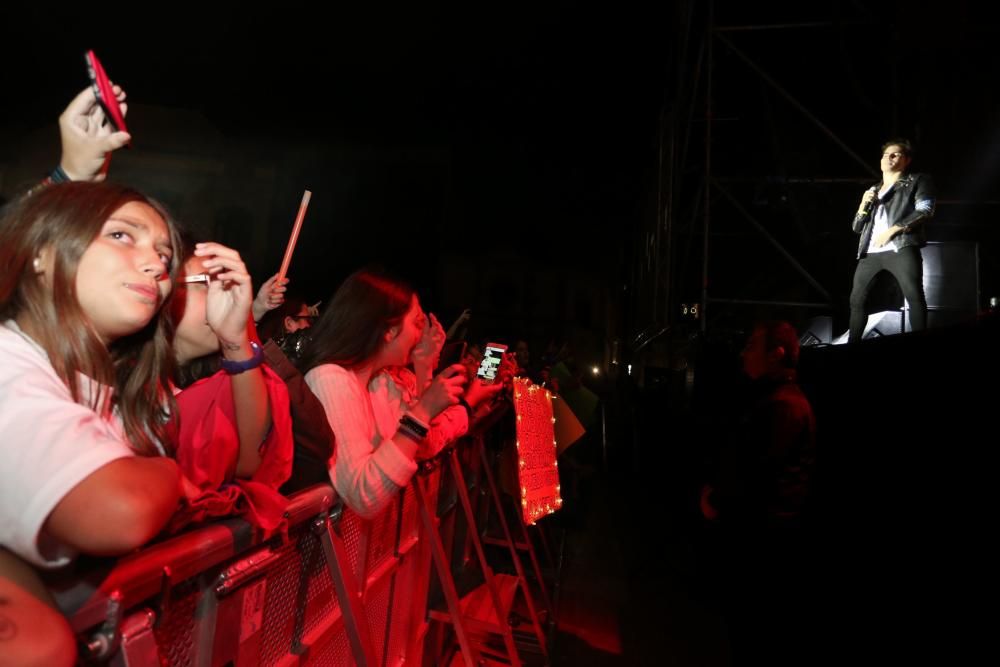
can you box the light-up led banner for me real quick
[511,377,563,525]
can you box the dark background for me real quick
[4,5,999,663]
[2,1,998,367]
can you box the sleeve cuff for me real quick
[372,437,418,487]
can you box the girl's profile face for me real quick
[382,295,426,367]
[74,201,173,342]
[172,255,220,361]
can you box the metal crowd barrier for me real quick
[49,476,434,666]
[48,431,555,666]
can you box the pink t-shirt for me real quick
[0,322,135,568]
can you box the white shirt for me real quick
[305,364,468,520]
[0,322,136,567]
[866,183,897,255]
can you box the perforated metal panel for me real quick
[364,574,393,666]
[153,582,200,667]
[69,480,446,667]
[367,495,401,578]
[400,484,419,544]
[256,539,306,666]
[384,548,421,667]
[309,625,355,667]
[299,527,342,642]
[339,510,366,581]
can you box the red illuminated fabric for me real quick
[168,365,294,535]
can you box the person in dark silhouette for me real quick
[701,320,817,666]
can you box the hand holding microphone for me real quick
[858,185,879,217]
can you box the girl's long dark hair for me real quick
[0,182,182,455]
[299,268,414,372]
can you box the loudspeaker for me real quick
[864,310,904,338]
[826,242,979,345]
[922,242,979,312]
[800,316,833,346]
[895,242,980,332]
[853,243,981,338]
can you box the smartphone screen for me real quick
[476,343,507,383]
[85,50,129,134]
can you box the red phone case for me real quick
[85,50,128,134]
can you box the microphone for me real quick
[859,185,880,217]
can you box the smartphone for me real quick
[85,50,129,134]
[476,343,508,383]
[436,340,467,373]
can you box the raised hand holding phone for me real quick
[85,50,129,134]
[464,375,504,411]
[59,84,130,181]
[476,343,508,384]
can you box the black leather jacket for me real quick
[852,172,936,259]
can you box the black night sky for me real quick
[2,2,999,355]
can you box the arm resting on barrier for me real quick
[44,457,181,557]
[307,364,419,519]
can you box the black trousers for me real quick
[849,245,927,342]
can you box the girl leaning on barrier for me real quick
[299,268,500,519]
[0,182,185,666]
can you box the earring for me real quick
[33,257,42,272]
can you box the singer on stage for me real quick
[848,138,936,342]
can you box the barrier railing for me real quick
[49,427,556,666]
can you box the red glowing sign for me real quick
[511,377,562,525]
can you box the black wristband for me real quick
[399,413,429,438]
[398,424,424,443]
